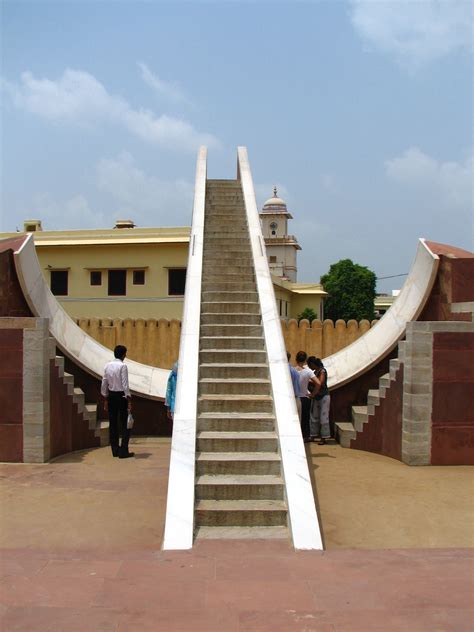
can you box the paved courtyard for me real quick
[1,438,473,630]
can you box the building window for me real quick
[168,269,186,296]
[90,271,102,286]
[133,270,145,285]
[50,270,68,296]
[108,270,126,296]
[269,256,277,264]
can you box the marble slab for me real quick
[162,146,207,550]
[238,146,323,550]
[323,239,439,388]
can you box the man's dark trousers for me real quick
[108,391,130,456]
[300,396,311,440]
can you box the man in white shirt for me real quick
[295,350,319,443]
[101,345,134,459]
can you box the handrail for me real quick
[237,146,323,550]
[162,146,207,550]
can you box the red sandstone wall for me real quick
[420,256,474,322]
[350,365,403,461]
[0,328,23,462]
[0,248,32,318]
[431,332,474,465]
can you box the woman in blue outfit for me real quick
[165,362,178,420]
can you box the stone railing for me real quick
[76,316,376,369]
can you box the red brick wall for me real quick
[0,328,23,461]
[431,332,474,465]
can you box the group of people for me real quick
[100,343,327,460]
[288,351,331,445]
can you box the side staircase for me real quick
[336,358,401,447]
[52,344,109,449]
[194,180,288,539]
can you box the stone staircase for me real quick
[336,358,401,447]
[194,179,288,539]
[53,349,109,446]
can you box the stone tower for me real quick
[259,187,301,282]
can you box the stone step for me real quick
[204,236,249,244]
[379,373,391,388]
[84,403,97,429]
[201,282,256,293]
[199,349,267,365]
[197,412,275,432]
[367,389,381,406]
[196,431,278,453]
[199,363,268,380]
[389,358,400,379]
[195,500,287,527]
[95,420,109,446]
[198,394,273,413]
[352,405,369,431]
[201,276,257,292]
[195,475,284,500]
[200,324,262,337]
[199,378,270,396]
[202,263,253,275]
[204,228,247,234]
[200,313,261,325]
[54,355,65,376]
[201,292,258,303]
[196,452,281,475]
[335,422,356,448]
[201,301,260,314]
[202,252,253,261]
[203,273,255,283]
[200,336,264,351]
[195,526,288,540]
[72,387,85,408]
[63,371,74,385]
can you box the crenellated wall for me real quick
[76,316,375,368]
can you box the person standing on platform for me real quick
[287,352,302,419]
[101,345,134,459]
[295,350,319,442]
[165,362,178,421]
[308,356,331,445]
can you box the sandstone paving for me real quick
[1,438,473,630]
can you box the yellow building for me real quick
[1,218,326,321]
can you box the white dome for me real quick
[262,186,287,210]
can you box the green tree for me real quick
[320,259,376,321]
[297,307,318,323]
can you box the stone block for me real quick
[402,401,431,423]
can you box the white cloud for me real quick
[350,0,473,69]
[31,193,106,230]
[138,62,190,105]
[96,152,194,225]
[2,68,218,152]
[385,147,473,208]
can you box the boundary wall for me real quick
[75,316,376,369]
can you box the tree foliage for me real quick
[320,259,376,321]
[297,307,318,323]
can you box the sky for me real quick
[1,0,473,293]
